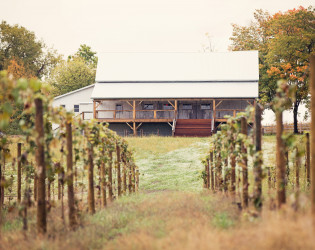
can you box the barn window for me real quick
[116,104,123,111]
[201,104,211,110]
[163,104,173,110]
[60,104,65,108]
[74,104,79,112]
[143,104,153,110]
[182,104,192,110]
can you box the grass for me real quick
[1,135,315,249]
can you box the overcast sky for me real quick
[1,0,313,57]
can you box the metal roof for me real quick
[95,51,259,82]
[91,81,258,99]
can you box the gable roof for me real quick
[53,84,95,100]
[95,51,259,82]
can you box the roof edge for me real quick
[54,84,95,100]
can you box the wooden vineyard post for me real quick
[101,147,107,207]
[108,150,113,201]
[132,164,136,193]
[123,157,127,194]
[306,132,310,185]
[295,147,300,190]
[210,152,214,191]
[241,117,248,208]
[206,158,210,189]
[310,54,315,220]
[66,122,77,228]
[35,98,47,234]
[276,98,286,207]
[17,143,22,203]
[34,163,37,201]
[116,145,122,197]
[136,169,139,192]
[230,141,236,197]
[268,167,272,190]
[88,144,95,214]
[253,103,263,210]
[128,162,132,194]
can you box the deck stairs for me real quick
[174,119,212,137]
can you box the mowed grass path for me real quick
[126,136,210,191]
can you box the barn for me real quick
[53,51,259,136]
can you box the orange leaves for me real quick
[6,58,34,79]
[267,67,281,76]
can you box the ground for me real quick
[1,136,315,249]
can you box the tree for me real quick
[50,45,97,96]
[50,57,96,96]
[229,7,315,133]
[0,21,61,79]
[265,6,315,133]
[69,44,98,67]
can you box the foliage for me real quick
[69,44,98,67]
[0,21,61,79]
[49,57,96,96]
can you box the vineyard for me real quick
[1,58,315,249]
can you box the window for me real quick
[74,104,79,112]
[182,104,192,110]
[163,104,173,110]
[116,104,123,111]
[143,104,153,110]
[201,104,211,110]
[60,104,65,108]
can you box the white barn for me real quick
[53,51,259,136]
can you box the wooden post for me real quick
[108,151,113,201]
[174,100,178,119]
[17,143,22,203]
[310,54,315,219]
[306,132,310,185]
[295,147,300,190]
[116,145,122,197]
[210,152,214,191]
[93,100,96,119]
[136,169,139,192]
[35,98,46,234]
[66,122,77,228]
[123,157,127,194]
[88,144,95,214]
[213,100,216,132]
[241,117,248,208]
[132,165,136,193]
[276,105,286,207]
[253,103,263,210]
[133,100,136,136]
[206,159,210,189]
[128,163,132,194]
[100,146,106,207]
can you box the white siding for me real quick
[52,86,94,115]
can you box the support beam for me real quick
[133,100,136,121]
[133,122,137,136]
[93,100,96,119]
[215,100,223,108]
[174,100,178,119]
[136,123,142,130]
[126,101,133,108]
[167,100,175,109]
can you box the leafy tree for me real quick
[68,44,98,67]
[265,6,315,133]
[49,57,96,96]
[0,21,61,79]
[229,6,315,133]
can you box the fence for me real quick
[263,123,310,134]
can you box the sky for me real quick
[0,0,313,124]
[0,0,313,57]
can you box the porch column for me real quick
[93,100,96,119]
[174,100,178,119]
[133,100,137,136]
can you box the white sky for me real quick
[0,0,313,57]
[1,0,313,124]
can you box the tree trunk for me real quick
[293,101,299,134]
[66,122,77,229]
[35,98,46,234]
